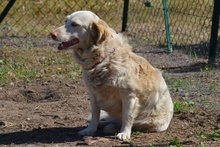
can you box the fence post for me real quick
[122,0,129,32]
[208,0,220,64]
[162,0,173,52]
[0,0,16,23]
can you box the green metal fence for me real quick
[0,0,219,61]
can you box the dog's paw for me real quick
[78,127,96,136]
[117,132,131,142]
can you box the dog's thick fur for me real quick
[51,10,173,141]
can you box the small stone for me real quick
[0,121,6,126]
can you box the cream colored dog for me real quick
[51,10,173,141]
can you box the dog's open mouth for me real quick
[58,38,79,50]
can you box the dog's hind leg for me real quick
[87,110,120,133]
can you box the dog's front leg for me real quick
[117,93,138,141]
[78,93,100,136]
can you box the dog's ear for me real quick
[90,20,110,45]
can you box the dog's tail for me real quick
[86,110,112,122]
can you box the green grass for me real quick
[165,73,219,113]
[132,131,142,135]
[169,137,181,147]
[198,131,220,141]
[174,101,196,113]
[166,72,220,94]
[0,46,81,86]
[166,78,193,93]
[174,101,186,113]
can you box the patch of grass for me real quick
[0,47,81,86]
[174,101,196,113]
[198,131,220,142]
[174,101,184,113]
[170,137,181,147]
[166,77,193,93]
[200,65,214,73]
[148,144,155,147]
[166,71,220,97]
[132,131,142,135]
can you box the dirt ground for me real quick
[0,42,220,146]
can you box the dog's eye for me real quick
[71,22,79,27]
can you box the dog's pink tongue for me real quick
[58,39,79,50]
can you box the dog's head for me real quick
[51,10,110,50]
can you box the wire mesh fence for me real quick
[126,0,219,56]
[0,0,123,36]
[0,0,219,58]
